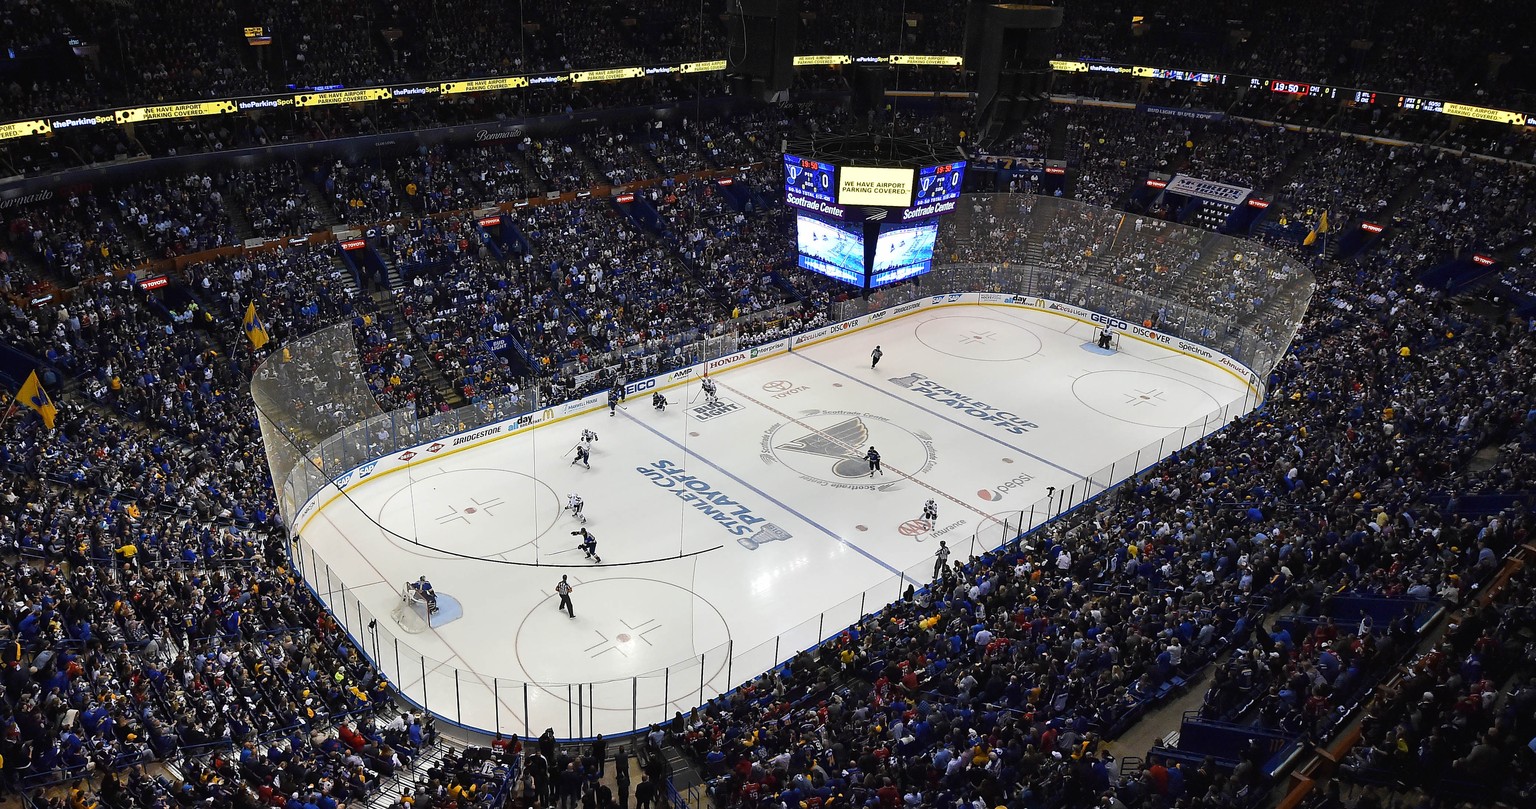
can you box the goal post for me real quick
[391,586,431,634]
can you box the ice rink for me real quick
[293,302,1259,737]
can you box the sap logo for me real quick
[829,321,856,334]
[1090,312,1130,331]
[894,301,922,314]
[669,368,694,381]
[356,461,380,479]
[931,294,964,304]
[977,473,1035,501]
[624,378,657,395]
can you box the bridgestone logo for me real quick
[453,426,503,446]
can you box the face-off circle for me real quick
[916,315,1043,362]
[1071,370,1223,429]
[375,467,561,559]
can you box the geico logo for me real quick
[829,321,856,333]
[1090,312,1130,331]
[452,426,502,446]
[625,378,657,394]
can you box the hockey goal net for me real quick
[391,587,431,634]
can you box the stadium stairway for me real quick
[305,177,343,228]
[363,734,461,809]
[335,247,464,408]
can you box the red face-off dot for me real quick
[617,634,632,642]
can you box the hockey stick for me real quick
[689,387,702,404]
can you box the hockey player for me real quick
[865,446,883,476]
[409,575,439,614]
[608,387,621,417]
[571,438,592,468]
[652,391,668,411]
[1098,325,1115,350]
[922,498,938,523]
[581,428,599,444]
[565,493,586,523]
[572,527,601,562]
[870,345,883,369]
[701,377,718,404]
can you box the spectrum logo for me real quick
[977,473,1035,501]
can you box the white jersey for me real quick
[581,429,599,443]
[567,494,584,512]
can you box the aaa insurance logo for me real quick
[760,410,936,492]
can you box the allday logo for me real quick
[887,373,1039,435]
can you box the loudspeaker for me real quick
[965,3,1063,147]
[852,65,888,115]
[724,0,796,99]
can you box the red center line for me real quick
[715,380,1006,530]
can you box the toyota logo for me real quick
[762,380,795,393]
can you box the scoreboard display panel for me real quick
[909,161,966,216]
[795,214,865,286]
[869,219,939,287]
[783,154,838,212]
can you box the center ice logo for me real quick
[773,416,875,479]
[760,410,937,491]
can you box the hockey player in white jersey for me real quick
[701,377,718,404]
[922,498,938,523]
[565,493,587,523]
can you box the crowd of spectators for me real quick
[5,67,1536,809]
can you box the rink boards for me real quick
[291,293,1261,738]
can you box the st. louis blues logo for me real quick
[774,416,873,479]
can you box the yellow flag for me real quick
[1302,228,1318,247]
[15,370,57,430]
[1318,210,1330,234]
[243,301,270,350]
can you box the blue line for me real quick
[792,352,1088,478]
[619,410,904,577]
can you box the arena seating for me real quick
[3,22,1536,809]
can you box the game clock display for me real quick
[783,154,838,212]
[914,162,966,207]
